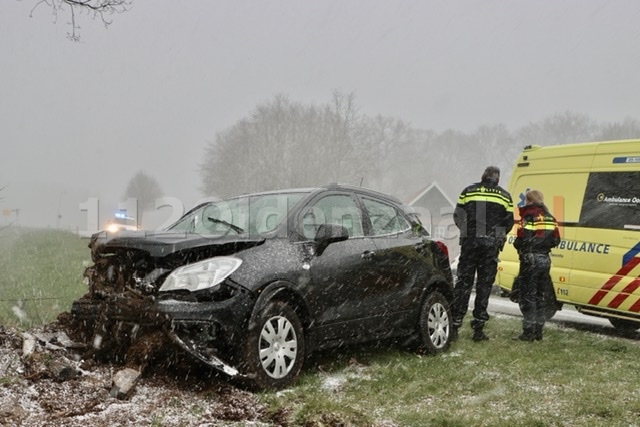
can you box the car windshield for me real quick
[167,191,309,236]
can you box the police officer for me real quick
[452,166,514,341]
[513,190,560,341]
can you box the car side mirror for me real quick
[314,223,349,256]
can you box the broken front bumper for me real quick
[70,290,255,377]
[156,292,255,377]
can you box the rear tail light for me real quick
[434,240,449,259]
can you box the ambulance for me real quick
[496,140,640,330]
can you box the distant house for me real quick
[407,182,459,255]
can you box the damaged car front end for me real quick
[156,256,255,377]
[71,232,264,378]
[67,184,455,390]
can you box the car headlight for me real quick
[159,256,242,293]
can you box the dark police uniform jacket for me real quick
[454,180,514,241]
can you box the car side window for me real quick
[301,194,364,239]
[362,197,410,236]
[256,208,280,233]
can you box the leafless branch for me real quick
[30,0,132,41]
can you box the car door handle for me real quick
[361,250,376,261]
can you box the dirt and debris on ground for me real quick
[0,323,285,427]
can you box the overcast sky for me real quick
[2,0,640,230]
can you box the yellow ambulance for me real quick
[496,140,640,330]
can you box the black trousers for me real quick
[452,237,499,330]
[518,253,551,330]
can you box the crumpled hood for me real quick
[89,230,266,259]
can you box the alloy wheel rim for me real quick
[259,315,298,378]
[427,302,450,349]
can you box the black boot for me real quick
[450,327,459,342]
[513,327,535,342]
[451,320,462,342]
[471,319,488,342]
[534,324,543,341]
[472,329,489,342]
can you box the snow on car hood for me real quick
[88,230,266,259]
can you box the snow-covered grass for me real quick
[260,318,640,426]
[0,227,88,328]
[3,227,640,425]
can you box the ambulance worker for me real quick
[513,189,560,341]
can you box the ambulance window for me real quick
[579,172,640,231]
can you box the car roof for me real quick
[190,184,406,213]
[324,183,404,205]
[232,183,405,206]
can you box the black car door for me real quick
[359,195,429,331]
[299,192,382,341]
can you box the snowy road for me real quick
[483,292,611,328]
[485,294,640,341]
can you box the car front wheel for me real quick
[241,300,305,390]
[418,291,452,354]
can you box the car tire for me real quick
[609,317,640,332]
[418,291,452,354]
[241,300,305,390]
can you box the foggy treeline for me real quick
[123,171,163,224]
[199,92,640,202]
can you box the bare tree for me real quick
[514,111,598,147]
[199,92,385,198]
[472,124,519,184]
[200,94,640,212]
[360,115,420,195]
[30,0,132,41]
[123,171,162,224]
[596,118,640,141]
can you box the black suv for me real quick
[70,184,454,389]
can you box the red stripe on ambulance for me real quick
[607,277,640,309]
[588,257,640,306]
[629,297,640,313]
